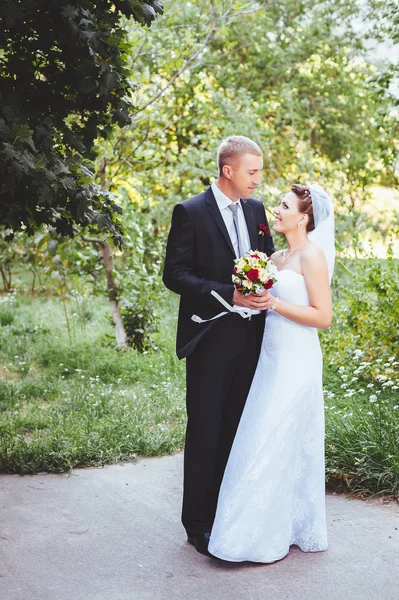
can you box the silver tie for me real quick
[228,203,243,258]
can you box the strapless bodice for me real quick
[270,269,309,306]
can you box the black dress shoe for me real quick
[187,532,212,557]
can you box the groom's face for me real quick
[225,153,263,199]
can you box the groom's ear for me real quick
[222,164,232,179]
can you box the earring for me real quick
[298,222,302,228]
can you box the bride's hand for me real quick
[261,292,277,309]
[233,289,273,310]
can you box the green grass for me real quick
[0,291,186,473]
[0,287,398,498]
[322,355,399,496]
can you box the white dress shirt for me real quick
[211,182,260,315]
[211,181,251,258]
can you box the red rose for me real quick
[233,266,238,274]
[259,224,270,236]
[247,268,259,281]
[264,278,274,290]
[250,253,260,259]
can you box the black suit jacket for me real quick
[163,186,275,359]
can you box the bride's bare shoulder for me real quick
[301,242,327,270]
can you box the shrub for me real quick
[324,351,399,495]
[0,307,14,326]
[0,293,16,326]
[322,247,399,365]
[120,297,159,353]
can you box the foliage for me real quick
[0,281,398,494]
[0,293,16,326]
[120,300,158,352]
[321,248,399,495]
[322,245,399,364]
[0,202,166,349]
[0,0,162,241]
[118,204,167,351]
[324,352,399,496]
[96,0,397,254]
[0,292,185,473]
[0,228,106,293]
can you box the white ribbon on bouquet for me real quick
[191,290,254,324]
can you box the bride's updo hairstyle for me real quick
[291,184,315,233]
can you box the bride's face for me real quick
[273,192,306,233]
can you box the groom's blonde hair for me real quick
[217,136,262,176]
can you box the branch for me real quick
[109,119,151,186]
[133,3,231,114]
[81,234,110,247]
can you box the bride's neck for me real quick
[284,230,308,251]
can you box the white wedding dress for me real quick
[208,269,328,562]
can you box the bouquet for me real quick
[232,250,278,296]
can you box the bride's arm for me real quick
[265,248,332,329]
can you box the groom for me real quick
[163,136,275,556]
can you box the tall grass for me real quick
[323,354,399,496]
[0,292,186,473]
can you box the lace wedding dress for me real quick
[208,269,328,562]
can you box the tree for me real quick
[0,0,162,242]
[96,0,397,254]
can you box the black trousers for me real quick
[182,312,265,535]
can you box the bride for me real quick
[208,183,334,563]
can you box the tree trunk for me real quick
[82,235,128,348]
[0,265,11,292]
[86,159,127,348]
[101,240,127,349]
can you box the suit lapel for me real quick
[205,187,235,256]
[241,199,258,251]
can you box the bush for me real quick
[117,205,167,352]
[321,250,399,495]
[323,350,399,495]
[120,297,159,353]
[0,306,14,326]
[322,248,399,365]
[0,293,16,326]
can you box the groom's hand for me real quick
[233,289,272,310]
